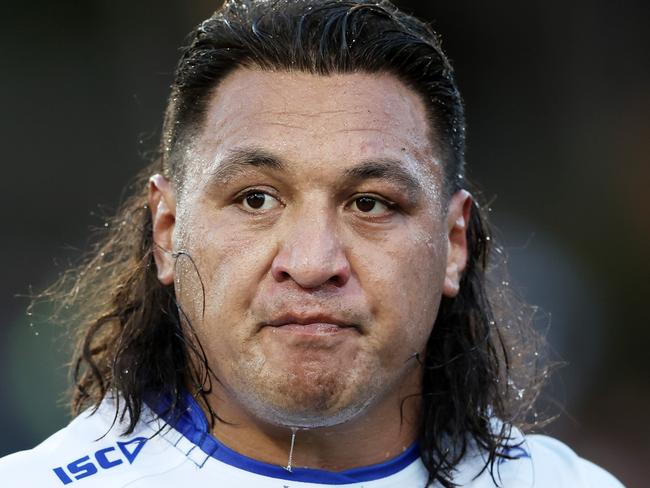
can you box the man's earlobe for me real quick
[148,174,176,285]
[443,190,472,297]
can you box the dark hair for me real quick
[36,1,547,487]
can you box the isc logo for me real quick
[52,437,147,485]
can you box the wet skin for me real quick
[149,69,471,471]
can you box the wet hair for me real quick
[36,1,548,487]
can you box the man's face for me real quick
[152,69,468,428]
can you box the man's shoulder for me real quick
[463,430,624,487]
[453,427,624,487]
[0,422,72,486]
[522,434,624,487]
[0,400,174,487]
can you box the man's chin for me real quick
[227,347,382,428]
[237,378,376,429]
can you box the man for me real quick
[0,0,624,486]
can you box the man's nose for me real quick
[271,210,351,289]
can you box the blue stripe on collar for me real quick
[147,391,420,484]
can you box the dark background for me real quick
[1,1,648,485]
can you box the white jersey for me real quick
[0,393,623,487]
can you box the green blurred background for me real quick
[1,1,648,485]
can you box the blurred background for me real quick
[1,0,648,485]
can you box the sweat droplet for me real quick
[285,427,297,472]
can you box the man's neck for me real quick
[206,382,422,472]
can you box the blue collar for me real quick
[147,391,420,484]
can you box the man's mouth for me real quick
[263,313,358,335]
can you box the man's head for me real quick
[147,0,471,429]
[48,1,544,486]
[144,0,474,430]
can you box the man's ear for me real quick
[148,174,176,286]
[443,190,472,297]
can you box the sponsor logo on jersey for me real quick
[51,437,147,485]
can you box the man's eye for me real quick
[351,196,394,216]
[239,191,281,212]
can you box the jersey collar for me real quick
[146,390,420,484]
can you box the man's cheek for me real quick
[200,248,264,330]
[390,259,439,348]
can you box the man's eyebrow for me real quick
[208,147,285,183]
[207,149,424,203]
[343,159,424,203]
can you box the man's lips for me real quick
[262,314,358,334]
[271,323,348,334]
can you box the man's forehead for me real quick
[199,68,436,151]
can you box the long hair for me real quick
[36,1,548,487]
